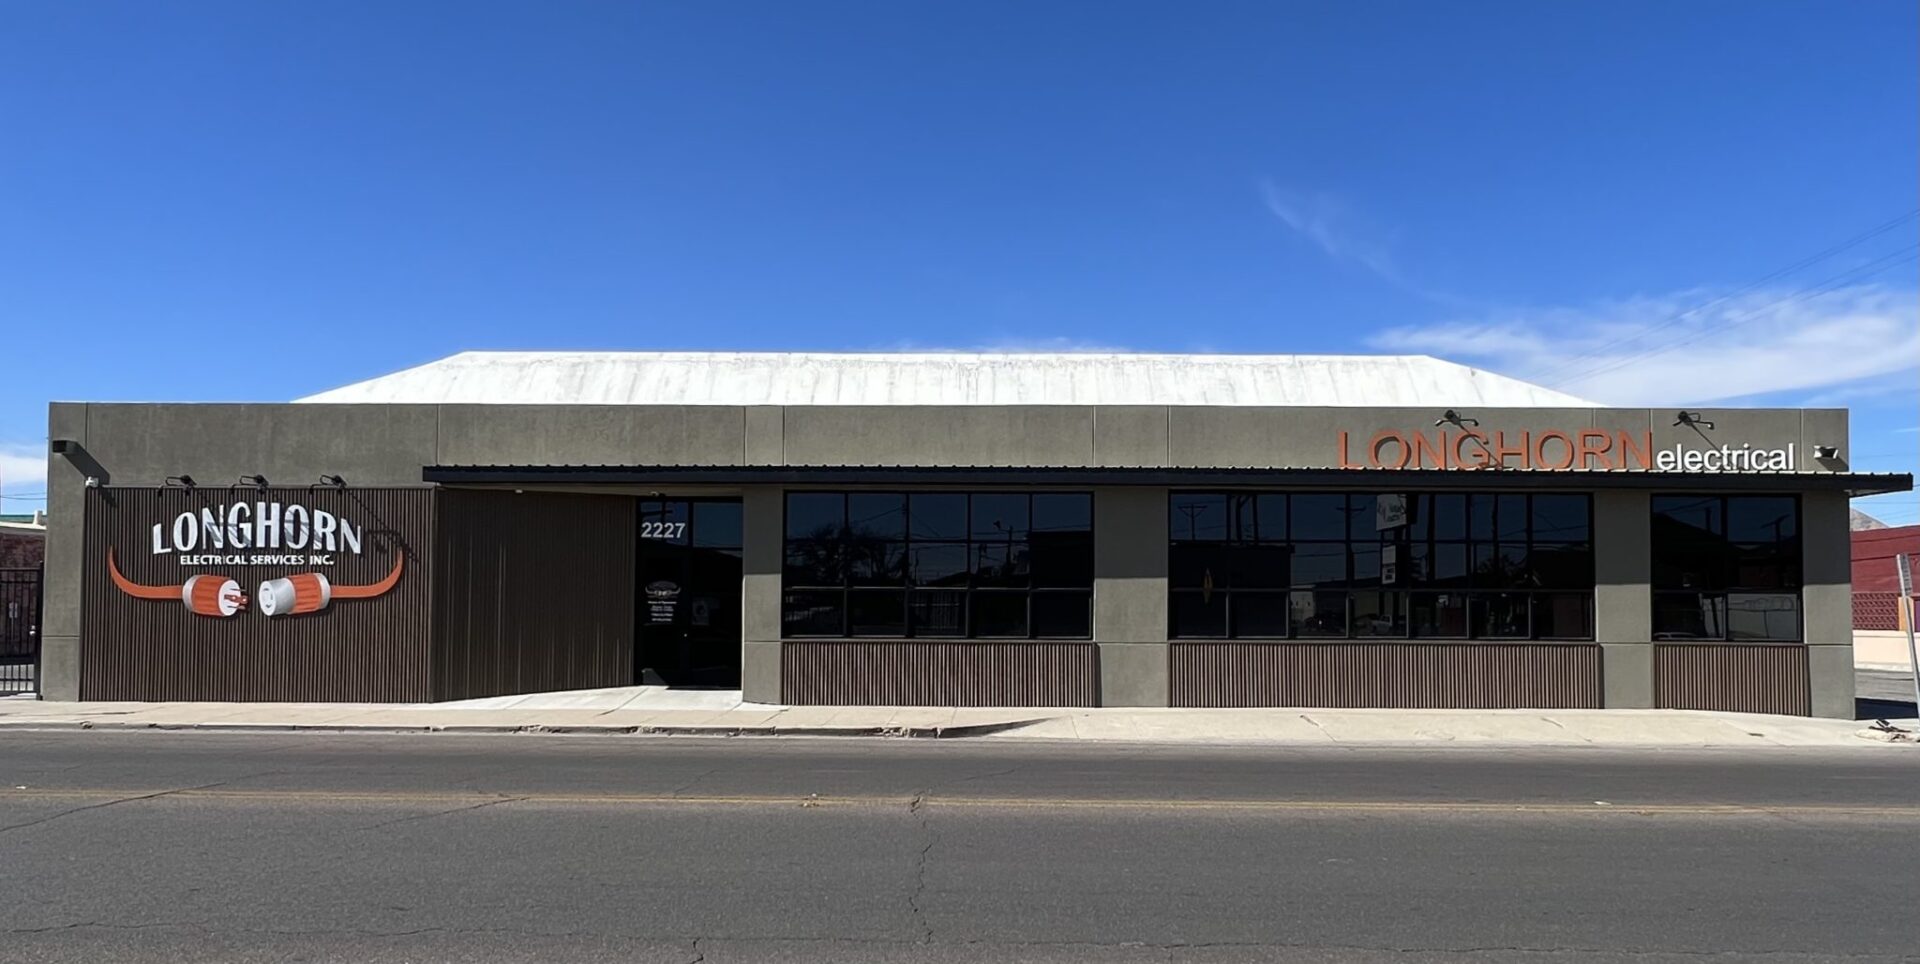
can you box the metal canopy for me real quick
[423,464,1913,496]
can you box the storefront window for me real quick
[782,492,1093,638]
[1168,492,1594,640]
[1651,495,1800,641]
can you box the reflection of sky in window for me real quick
[786,493,844,539]
[971,494,1030,539]
[908,494,967,540]
[1727,497,1797,542]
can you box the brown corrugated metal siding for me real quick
[1170,642,1602,708]
[81,486,435,701]
[1654,644,1810,716]
[782,641,1097,706]
[430,490,637,701]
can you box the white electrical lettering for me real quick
[146,501,366,557]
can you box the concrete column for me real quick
[1093,486,1169,706]
[740,485,783,704]
[1801,490,1854,718]
[1593,489,1654,708]
[39,404,89,700]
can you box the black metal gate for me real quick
[1,568,42,695]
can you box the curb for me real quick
[0,718,1050,739]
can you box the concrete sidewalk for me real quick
[0,686,1909,746]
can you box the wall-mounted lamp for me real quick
[1673,411,1715,430]
[1814,445,1839,460]
[238,474,270,491]
[1435,409,1480,428]
[163,475,196,489]
[50,439,78,455]
[317,474,347,488]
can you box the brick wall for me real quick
[0,531,44,569]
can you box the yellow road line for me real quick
[1,787,1913,816]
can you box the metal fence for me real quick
[1,568,42,696]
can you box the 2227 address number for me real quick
[641,521,687,540]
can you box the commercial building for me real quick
[38,352,1912,716]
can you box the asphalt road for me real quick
[2,733,1917,963]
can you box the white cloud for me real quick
[1257,181,1467,306]
[0,443,47,507]
[1259,182,1401,281]
[1368,284,1920,406]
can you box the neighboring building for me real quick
[1851,523,1918,667]
[1850,507,1889,531]
[37,352,1912,716]
[0,511,46,569]
[1851,523,1920,593]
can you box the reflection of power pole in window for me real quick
[1172,502,1216,601]
[1173,502,1208,541]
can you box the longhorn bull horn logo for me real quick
[108,549,249,617]
[106,548,404,618]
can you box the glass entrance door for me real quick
[636,499,743,687]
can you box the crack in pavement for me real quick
[955,764,1025,784]
[669,766,725,797]
[354,795,528,832]
[0,778,242,837]
[906,791,936,945]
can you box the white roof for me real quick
[297,351,1596,408]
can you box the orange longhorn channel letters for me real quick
[1336,428,1654,471]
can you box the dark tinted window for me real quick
[909,590,966,636]
[971,494,1029,540]
[1291,494,1347,541]
[783,491,1091,639]
[971,592,1028,637]
[848,543,906,586]
[782,590,843,636]
[1172,491,1593,641]
[909,494,968,540]
[691,501,743,548]
[848,590,906,635]
[1033,493,1093,533]
[1256,494,1289,541]
[848,494,906,541]
[908,543,969,587]
[1032,592,1091,638]
[1230,592,1290,638]
[786,493,844,540]
[1170,493,1229,541]
[785,540,841,586]
[1171,591,1227,637]
[1531,494,1589,542]
[1290,591,1348,637]
[1651,495,1800,641]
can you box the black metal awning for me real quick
[423,464,1914,496]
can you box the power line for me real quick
[1551,243,1919,389]
[1531,208,1920,383]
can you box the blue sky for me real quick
[2,1,1916,521]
